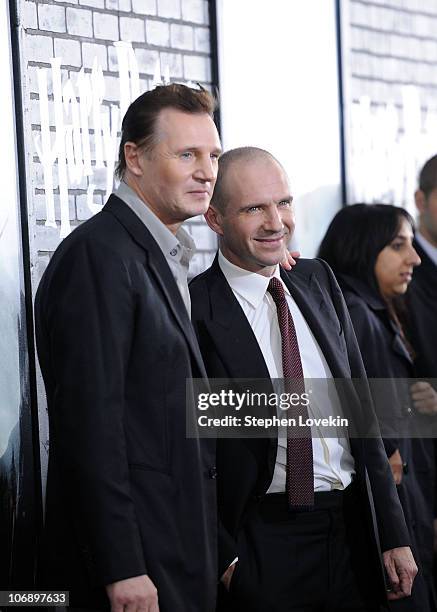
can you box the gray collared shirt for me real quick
[115,181,195,315]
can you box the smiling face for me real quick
[124,108,222,232]
[374,218,421,300]
[206,157,294,276]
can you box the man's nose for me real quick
[264,206,284,232]
[194,155,216,182]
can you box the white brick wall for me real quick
[54,38,82,67]
[146,19,170,46]
[25,34,54,62]
[93,12,119,40]
[106,0,131,10]
[120,16,145,42]
[66,7,93,37]
[82,41,108,68]
[160,50,183,77]
[171,24,193,50]
[132,0,156,15]
[346,0,437,207]
[181,0,207,24]
[38,4,66,33]
[194,26,209,53]
[80,0,105,8]
[158,0,181,19]
[103,74,122,100]
[183,53,210,81]
[20,0,215,270]
[349,0,437,103]
[134,47,160,73]
[22,1,37,29]
[34,194,76,222]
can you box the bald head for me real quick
[204,147,294,276]
[211,147,286,213]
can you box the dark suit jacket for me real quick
[407,238,437,378]
[406,240,437,593]
[190,255,410,599]
[35,195,217,611]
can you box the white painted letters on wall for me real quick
[32,42,142,237]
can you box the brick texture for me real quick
[345,0,437,205]
[19,0,215,291]
[66,7,93,37]
[24,0,437,290]
[38,4,66,33]
[349,1,437,106]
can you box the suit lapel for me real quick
[203,258,276,491]
[103,195,207,379]
[203,257,271,380]
[203,259,351,381]
[280,267,350,378]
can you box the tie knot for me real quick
[267,277,286,304]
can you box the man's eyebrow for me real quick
[237,197,293,212]
[175,145,223,153]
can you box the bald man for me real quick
[190,147,416,612]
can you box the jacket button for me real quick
[208,467,217,479]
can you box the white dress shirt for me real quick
[416,231,437,267]
[218,251,355,493]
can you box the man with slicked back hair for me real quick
[35,84,222,612]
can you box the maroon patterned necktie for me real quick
[267,277,314,509]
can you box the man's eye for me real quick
[181,152,193,159]
[278,200,291,207]
[246,206,261,213]
[210,153,220,160]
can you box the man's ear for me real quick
[205,206,224,236]
[415,189,427,214]
[124,142,143,177]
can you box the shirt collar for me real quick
[415,231,437,267]
[115,181,195,264]
[218,250,290,308]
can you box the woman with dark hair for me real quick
[318,203,436,611]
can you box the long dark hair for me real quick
[318,203,415,294]
[318,203,416,355]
